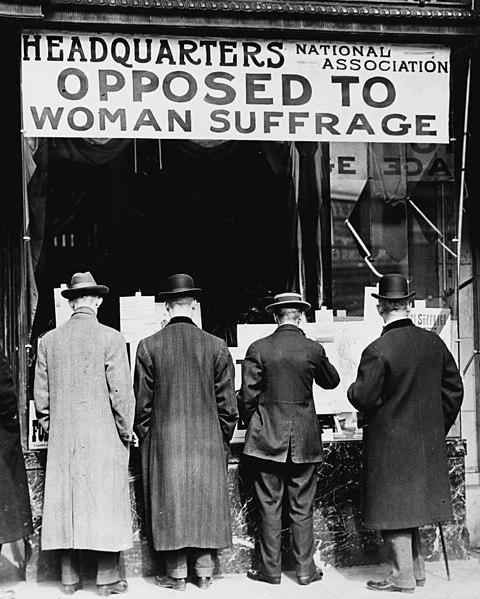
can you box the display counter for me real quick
[24,438,467,582]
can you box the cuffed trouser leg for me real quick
[60,550,81,586]
[253,460,284,578]
[96,551,121,585]
[412,528,425,583]
[164,550,188,579]
[286,461,317,577]
[192,549,216,577]
[382,529,416,590]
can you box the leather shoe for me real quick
[297,566,323,585]
[366,580,414,593]
[416,579,426,587]
[197,577,211,589]
[247,569,281,585]
[62,582,83,595]
[97,580,128,596]
[155,576,186,591]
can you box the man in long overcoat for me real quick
[34,272,135,597]
[0,350,33,598]
[237,293,340,586]
[134,274,238,591]
[347,274,463,593]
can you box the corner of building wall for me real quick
[466,471,480,546]
[459,228,480,546]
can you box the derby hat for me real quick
[371,273,415,300]
[61,272,109,299]
[158,274,202,301]
[265,292,311,314]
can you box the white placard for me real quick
[120,293,157,342]
[21,33,450,142]
[54,284,72,326]
[28,400,48,449]
[120,293,157,380]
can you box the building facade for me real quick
[0,0,479,578]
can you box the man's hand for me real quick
[130,432,139,447]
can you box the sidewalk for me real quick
[1,559,480,599]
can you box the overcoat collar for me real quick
[381,318,414,335]
[71,307,97,319]
[274,324,306,336]
[167,316,196,327]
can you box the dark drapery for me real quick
[24,138,134,329]
[25,138,328,333]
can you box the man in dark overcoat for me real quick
[34,272,135,597]
[134,274,238,591]
[0,350,33,598]
[347,274,463,593]
[237,293,340,586]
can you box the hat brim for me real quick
[371,291,416,300]
[265,300,311,313]
[61,285,109,299]
[158,287,202,301]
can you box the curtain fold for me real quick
[260,141,326,307]
[25,138,135,331]
[52,138,132,165]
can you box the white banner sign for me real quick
[21,33,450,142]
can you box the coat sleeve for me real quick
[34,336,50,433]
[0,351,19,429]
[134,339,154,443]
[347,344,385,412]
[441,346,463,434]
[214,342,238,448]
[105,334,135,443]
[314,344,340,389]
[237,342,263,426]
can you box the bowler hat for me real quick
[371,274,415,300]
[265,292,311,314]
[158,274,202,301]
[61,272,109,299]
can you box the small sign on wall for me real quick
[28,400,48,449]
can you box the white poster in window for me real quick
[28,400,49,450]
[54,284,72,326]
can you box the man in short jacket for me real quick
[347,274,463,593]
[238,292,340,586]
[134,274,238,591]
[34,272,135,597]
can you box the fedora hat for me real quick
[371,274,415,300]
[158,274,202,301]
[265,292,311,314]
[61,272,109,299]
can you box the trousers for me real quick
[164,548,216,578]
[60,550,121,586]
[252,456,317,578]
[382,528,426,589]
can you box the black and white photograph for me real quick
[0,1,479,598]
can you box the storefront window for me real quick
[23,136,459,444]
[19,33,460,445]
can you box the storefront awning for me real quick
[0,2,43,17]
